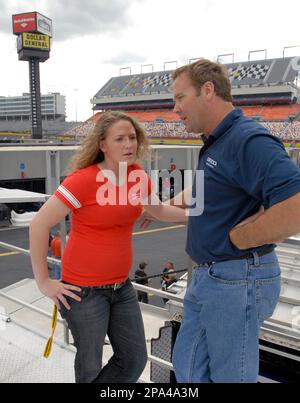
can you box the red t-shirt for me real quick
[50,237,61,258]
[54,163,151,286]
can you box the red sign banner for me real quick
[12,12,37,34]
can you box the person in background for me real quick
[161,261,174,286]
[161,269,177,304]
[134,261,149,304]
[47,232,54,272]
[48,232,54,249]
[50,230,61,280]
[162,261,174,276]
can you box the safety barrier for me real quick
[0,239,183,375]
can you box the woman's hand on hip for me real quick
[39,278,82,310]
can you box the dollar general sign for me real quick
[22,33,50,50]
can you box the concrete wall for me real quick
[1,145,299,183]
[0,146,200,182]
[0,148,75,180]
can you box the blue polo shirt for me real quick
[187,108,300,264]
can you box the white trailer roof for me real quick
[0,188,49,203]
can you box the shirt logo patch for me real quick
[206,157,218,168]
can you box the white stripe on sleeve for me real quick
[57,185,82,208]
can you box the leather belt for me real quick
[201,245,275,266]
[62,279,128,291]
[93,279,128,291]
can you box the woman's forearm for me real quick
[29,196,70,289]
[145,203,188,223]
[161,204,188,222]
[170,186,192,208]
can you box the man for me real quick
[162,261,174,276]
[161,268,177,304]
[134,261,149,304]
[171,59,300,383]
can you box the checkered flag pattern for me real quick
[143,73,172,89]
[228,64,270,81]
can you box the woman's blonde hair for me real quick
[67,111,150,173]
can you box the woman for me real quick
[30,111,187,383]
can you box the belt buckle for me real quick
[114,280,126,291]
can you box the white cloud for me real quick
[1,0,300,121]
[0,0,140,40]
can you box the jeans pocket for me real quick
[207,264,248,285]
[59,286,91,318]
[256,275,281,323]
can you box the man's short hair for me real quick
[139,261,147,269]
[172,58,233,102]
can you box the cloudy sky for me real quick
[1,0,300,121]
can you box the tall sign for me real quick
[12,12,52,37]
[12,12,52,139]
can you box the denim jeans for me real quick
[172,251,281,383]
[54,263,61,280]
[59,279,147,383]
[137,291,149,304]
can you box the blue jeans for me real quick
[172,251,281,383]
[137,291,149,304]
[59,279,147,383]
[54,263,61,280]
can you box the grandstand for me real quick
[64,56,300,144]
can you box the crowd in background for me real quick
[63,118,300,141]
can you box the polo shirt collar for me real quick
[202,108,243,143]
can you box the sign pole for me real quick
[12,11,52,141]
[29,57,42,139]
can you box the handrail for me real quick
[0,239,182,377]
[0,291,64,323]
[0,240,185,303]
[3,238,299,381]
[147,354,173,370]
[134,283,184,303]
[0,240,59,265]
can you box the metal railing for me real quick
[0,240,70,343]
[2,237,300,381]
[0,239,183,376]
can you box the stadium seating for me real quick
[62,120,95,139]
[259,105,300,121]
[94,77,131,98]
[242,106,264,119]
[89,110,181,123]
[87,56,300,143]
[62,113,300,141]
[91,105,299,123]
[64,99,300,142]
